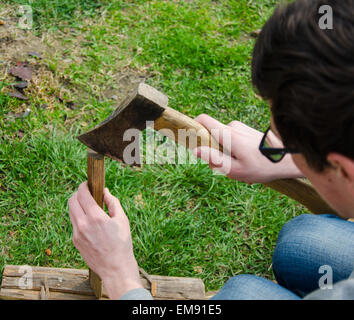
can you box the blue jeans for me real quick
[211,214,354,300]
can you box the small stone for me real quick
[111,95,118,100]
[22,108,31,118]
[28,51,42,59]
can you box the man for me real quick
[68,0,354,299]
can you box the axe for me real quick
[77,83,335,298]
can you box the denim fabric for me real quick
[212,214,354,300]
[211,274,301,300]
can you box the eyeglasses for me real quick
[259,127,299,163]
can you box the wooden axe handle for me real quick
[87,149,105,299]
[154,107,336,215]
[154,107,222,151]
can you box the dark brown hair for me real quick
[252,0,354,171]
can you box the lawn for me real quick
[0,0,304,292]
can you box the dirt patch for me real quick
[0,5,71,108]
[0,6,46,73]
[0,4,146,110]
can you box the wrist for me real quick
[101,262,143,299]
[102,273,143,299]
[272,155,304,180]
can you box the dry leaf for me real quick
[9,64,32,81]
[193,266,203,274]
[8,91,28,100]
[134,193,145,207]
[186,199,196,210]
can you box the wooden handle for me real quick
[265,179,334,214]
[87,149,105,299]
[154,108,335,215]
[154,107,222,152]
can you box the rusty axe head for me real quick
[77,83,168,163]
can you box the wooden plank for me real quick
[2,269,93,296]
[205,291,218,299]
[0,288,97,300]
[0,265,205,300]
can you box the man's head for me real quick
[252,0,354,218]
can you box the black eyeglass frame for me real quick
[259,127,299,163]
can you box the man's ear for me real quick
[327,153,354,184]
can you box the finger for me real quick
[228,120,263,138]
[68,192,86,231]
[195,114,233,151]
[227,120,244,129]
[194,146,238,175]
[77,181,105,218]
[193,146,222,167]
[103,188,125,219]
[195,114,226,132]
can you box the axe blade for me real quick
[77,83,168,164]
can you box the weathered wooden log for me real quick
[0,265,206,300]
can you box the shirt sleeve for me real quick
[303,278,354,300]
[119,288,154,300]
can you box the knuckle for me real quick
[90,215,103,225]
[76,221,87,235]
[196,114,208,122]
[228,120,240,128]
[122,214,130,225]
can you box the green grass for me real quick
[10,0,109,31]
[0,0,304,292]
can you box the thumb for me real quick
[103,188,123,218]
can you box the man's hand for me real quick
[193,114,303,184]
[68,182,142,299]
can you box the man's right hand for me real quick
[193,114,303,184]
